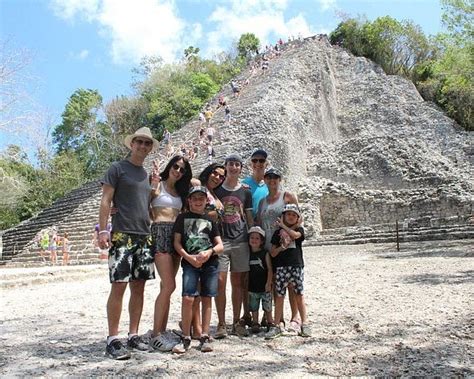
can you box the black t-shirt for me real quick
[270,226,305,268]
[173,211,220,268]
[249,249,269,293]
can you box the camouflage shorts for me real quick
[108,232,155,283]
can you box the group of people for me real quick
[36,227,71,265]
[98,127,310,360]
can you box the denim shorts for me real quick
[181,262,218,297]
[108,232,155,283]
[249,291,272,312]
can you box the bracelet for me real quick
[98,230,110,235]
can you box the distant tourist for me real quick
[48,228,58,265]
[224,105,231,126]
[98,126,159,360]
[61,232,71,265]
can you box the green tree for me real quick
[52,89,116,178]
[237,33,260,60]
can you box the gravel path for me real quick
[1,240,472,377]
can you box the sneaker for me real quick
[251,322,261,334]
[232,321,249,337]
[242,314,253,327]
[127,335,149,351]
[172,336,191,354]
[264,325,282,340]
[150,333,179,352]
[199,335,213,353]
[106,339,131,360]
[260,314,268,329]
[140,329,154,344]
[299,324,312,337]
[287,320,301,334]
[214,322,228,339]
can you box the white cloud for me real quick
[50,0,194,64]
[69,49,90,60]
[318,0,337,11]
[204,1,314,56]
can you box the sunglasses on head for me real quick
[172,163,186,174]
[251,158,266,164]
[211,170,225,180]
[134,138,153,147]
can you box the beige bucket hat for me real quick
[123,127,159,152]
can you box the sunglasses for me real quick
[212,170,225,180]
[133,138,153,147]
[251,158,266,164]
[172,163,186,174]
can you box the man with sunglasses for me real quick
[98,127,158,360]
[242,149,269,220]
[214,154,254,338]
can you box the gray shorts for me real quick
[217,241,249,273]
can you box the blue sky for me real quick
[1,0,443,161]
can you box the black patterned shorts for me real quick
[108,232,155,283]
[151,222,175,255]
[275,266,304,296]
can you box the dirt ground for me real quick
[1,240,472,377]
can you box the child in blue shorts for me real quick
[173,186,224,353]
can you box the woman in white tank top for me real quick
[148,155,192,351]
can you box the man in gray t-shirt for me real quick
[98,127,158,360]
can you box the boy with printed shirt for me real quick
[267,204,311,339]
[172,186,224,353]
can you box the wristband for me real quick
[211,248,216,256]
[98,230,110,235]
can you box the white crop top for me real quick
[151,182,182,210]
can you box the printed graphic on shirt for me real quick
[184,218,213,254]
[222,195,243,224]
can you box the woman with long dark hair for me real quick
[148,155,192,351]
[199,163,226,224]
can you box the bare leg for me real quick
[201,297,212,336]
[273,295,285,328]
[107,282,128,336]
[192,297,202,337]
[181,296,194,337]
[230,272,244,323]
[153,253,178,334]
[128,280,146,334]
[295,294,308,324]
[241,272,250,321]
[288,286,300,322]
[215,271,228,324]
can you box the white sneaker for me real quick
[150,333,178,352]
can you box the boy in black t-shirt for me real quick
[247,226,278,335]
[173,186,224,353]
[268,204,311,339]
